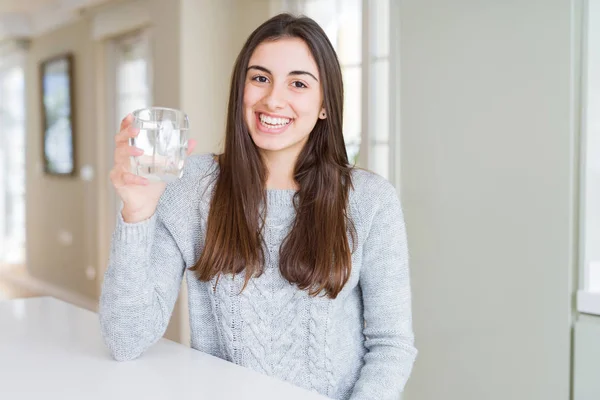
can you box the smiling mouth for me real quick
[257,112,293,128]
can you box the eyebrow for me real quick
[247,65,319,82]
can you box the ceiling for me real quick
[0,0,111,41]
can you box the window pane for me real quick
[115,33,151,125]
[371,143,389,180]
[338,0,362,65]
[584,0,600,291]
[303,0,338,46]
[0,65,26,264]
[372,59,389,142]
[342,66,361,163]
[119,60,149,95]
[372,0,390,58]
[303,0,361,64]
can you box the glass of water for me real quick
[130,107,190,183]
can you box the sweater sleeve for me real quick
[350,180,418,399]
[98,211,187,361]
[99,154,215,361]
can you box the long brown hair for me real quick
[190,13,356,299]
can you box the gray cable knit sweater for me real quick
[99,153,417,400]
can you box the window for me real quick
[0,51,26,265]
[579,0,600,314]
[275,0,395,181]
[114,30,152,128]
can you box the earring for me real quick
[320,112,326,118]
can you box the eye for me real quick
[252,75,269,83]
[292,81,308,89]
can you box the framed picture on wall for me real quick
[40,53,75,176]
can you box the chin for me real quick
[252,138,290,153]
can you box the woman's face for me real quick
[244,37,325,158]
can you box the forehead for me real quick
[248,37,319,77]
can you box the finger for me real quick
[115,125,140,145]
[114,145,143,165]
[109,167,131,189]
[118,145,144,158]
[122,172,149,186]
[187,139,197,156]
[119,113,133,131]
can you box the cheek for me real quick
[293,94,321,120]
[244,84,262,108]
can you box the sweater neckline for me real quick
[210,153,297,208]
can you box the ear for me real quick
[319,108,327,119]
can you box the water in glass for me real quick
[129,107,189,183]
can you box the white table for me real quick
[0,296,329,399]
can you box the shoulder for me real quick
[182,153,219,179]
[348,168,404,238]
[349,167,400,210]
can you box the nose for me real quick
[264,83,287,111]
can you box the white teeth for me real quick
[259,113,290,127]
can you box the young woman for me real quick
[100,13,416,400]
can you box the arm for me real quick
[350,182,418,399]
[99,212,186,361]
